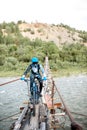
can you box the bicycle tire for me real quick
[33,103,35,116]
[33,90,36,116]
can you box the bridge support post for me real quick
[71,122,82,130]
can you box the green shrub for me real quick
[37,28,43,33]
[79,32,87,42]
[4,62,17,71]
[0,31,3,44]
[30,30,35,34]
[0,44,8,55]
[50,61,58,71]
[6,57,18,65]
[18,54,30,62]
[8,44,17,53]
[17,20,23,24]
[3,35,14,45]
[0,55,5,65]
[26,28,31,32]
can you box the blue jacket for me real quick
[23,63,45,76]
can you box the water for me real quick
[0,77,29,130]
[0,75,87,130]
[54,74,87,130]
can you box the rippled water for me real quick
[0,75,87,130]
[0,78,29,130]
[54,74,87,130]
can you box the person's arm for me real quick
[40,64,45,74]
[40,64,47,80]
[23,64,31,76]
[21,64,31,80]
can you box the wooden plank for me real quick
[44,94,61,109]
[40,122,46,130]
[22,104,39,130]
[13,105,28,130]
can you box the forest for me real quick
[0,22,87,76]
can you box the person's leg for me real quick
[30,74,34,95]
[37,74,43,93]
[40,81,43,93]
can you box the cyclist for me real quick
[21,57,47,96]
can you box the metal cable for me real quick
[0,112,20,121]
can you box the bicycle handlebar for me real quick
[21,77,47,81]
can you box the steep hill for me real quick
[0,21,87,77]
[18,22,83,46]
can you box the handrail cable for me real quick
[0,78,20,86]
[44,56,83,130]
[0,112,20,121]
[53,78,83,130]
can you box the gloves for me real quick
[43,76,47,80]
[21,75,25,80]
[43,73,47,80]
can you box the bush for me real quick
[79,32,87,42]
[0,31,3,44]
[4,62,17,71]
[30,30,35,34]
[18,54,30,62]
[0,55,5,65]
[4,35,15,45]
[6,57,18,65]
[0,44,8,55]
[8,44,17,53]
[50,61,58,71]
[17,20,23,24]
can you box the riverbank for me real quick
[0,66,87,77]
[52,67,87,77]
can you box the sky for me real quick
[0,0,87,31]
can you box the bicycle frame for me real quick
[31,76,40,116]
[24,76,40,116]
[32,77,40,102]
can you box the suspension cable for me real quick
[52,78,83,130]
[0,112,20,121]
[0,78,20,87]
[71,111,87,117]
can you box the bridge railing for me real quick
[43,56,83,130]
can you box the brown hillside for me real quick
[18,22,82,46]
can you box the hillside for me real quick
[18,22,83,46]
[0,21,87,77]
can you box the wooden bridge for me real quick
[9,57,83,130]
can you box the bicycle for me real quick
[30,75,41,116]
[23,75,41,117]
[21,75,47,117]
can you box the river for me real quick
[0,75,87,130]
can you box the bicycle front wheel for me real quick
[33,91,36,116]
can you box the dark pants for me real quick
[30,73,43,94]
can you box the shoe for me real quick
[39,94,42,97]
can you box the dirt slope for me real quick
[18,22,82,46]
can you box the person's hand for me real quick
[43,76,47,80]
[21,75,25,80]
